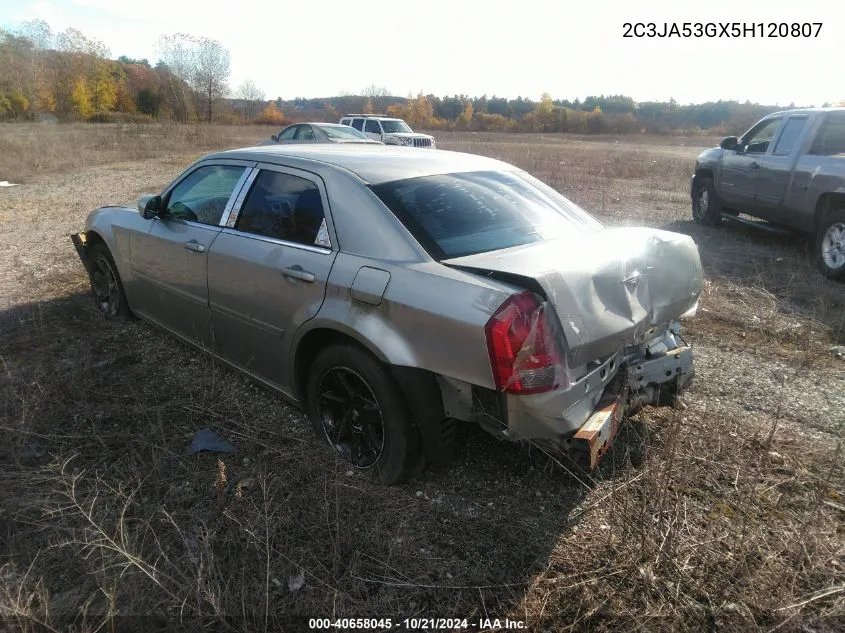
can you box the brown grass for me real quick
[0,122,278,184]
[1,125,843,632]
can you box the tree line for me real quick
[1,20,838,134]
[0,21,242,124]
[283,92,831,136]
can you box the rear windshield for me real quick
[371,170,603,259]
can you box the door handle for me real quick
[184,241,205,253]
[280,265,315,283]
[749,162,760,170]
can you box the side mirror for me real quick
[271,133,279,142]
[720,136,739,151]
[138,194,162,219]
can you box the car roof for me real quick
[287,122,349,128]
[209,145,514,185]
[343,116,401,121]
[765,106,845,117]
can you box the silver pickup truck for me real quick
[691,107,845,280]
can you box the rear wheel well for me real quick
[293,329,384,401]
[293,327,452,469]
[815,193,845,232]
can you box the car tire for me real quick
[88,241,132,320]
[692,177,722,226]
[306,344,421,485]
[816,209,845,281]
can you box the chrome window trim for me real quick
[151,216,224,233]
[161,159,255,200]
[219,167,255,227]
[179,219,223,232]
[219,227,333,255]
[223,167,259,228]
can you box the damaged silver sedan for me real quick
[71,145,702,483]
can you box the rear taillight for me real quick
[485,291,565,394]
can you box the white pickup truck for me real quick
[691,107,845,280]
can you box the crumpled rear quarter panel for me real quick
[445,226,703,367]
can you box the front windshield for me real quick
[371,170,603,260]
[323,125,369,140]
[380,120,412,133]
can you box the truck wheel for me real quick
[306,344,421,485]
[816,210,845,281]
[692,177,722,226]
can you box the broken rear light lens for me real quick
[485,291,565,394]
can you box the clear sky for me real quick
[2,0,840,106]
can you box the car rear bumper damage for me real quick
[472,321,693,469]
[568,331,693,469]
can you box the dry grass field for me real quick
[1,123,843,632]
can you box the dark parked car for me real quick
[71,146,702,483]
[692,107,845,280]
[262,122,381,145]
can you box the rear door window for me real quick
[235,170,330,248]
[351,118,364,131]
[809,113,845,155]
[296,125,316,141]
[365,120,381,134]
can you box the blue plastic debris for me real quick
[189,428,236,454]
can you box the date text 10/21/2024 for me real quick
[308,617,527,630]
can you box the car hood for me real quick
[443,227,703,365]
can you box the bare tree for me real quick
[192,37,230,123]
[56,27,109,57]
[362,83,390,112]
[0,29,36,99]
[235,79,265,120]
[157,33,196,123]
[16,19,53,50]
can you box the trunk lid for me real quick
[444,227,703,365]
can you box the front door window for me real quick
[165,165,246,225]
[740,118,781,154]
